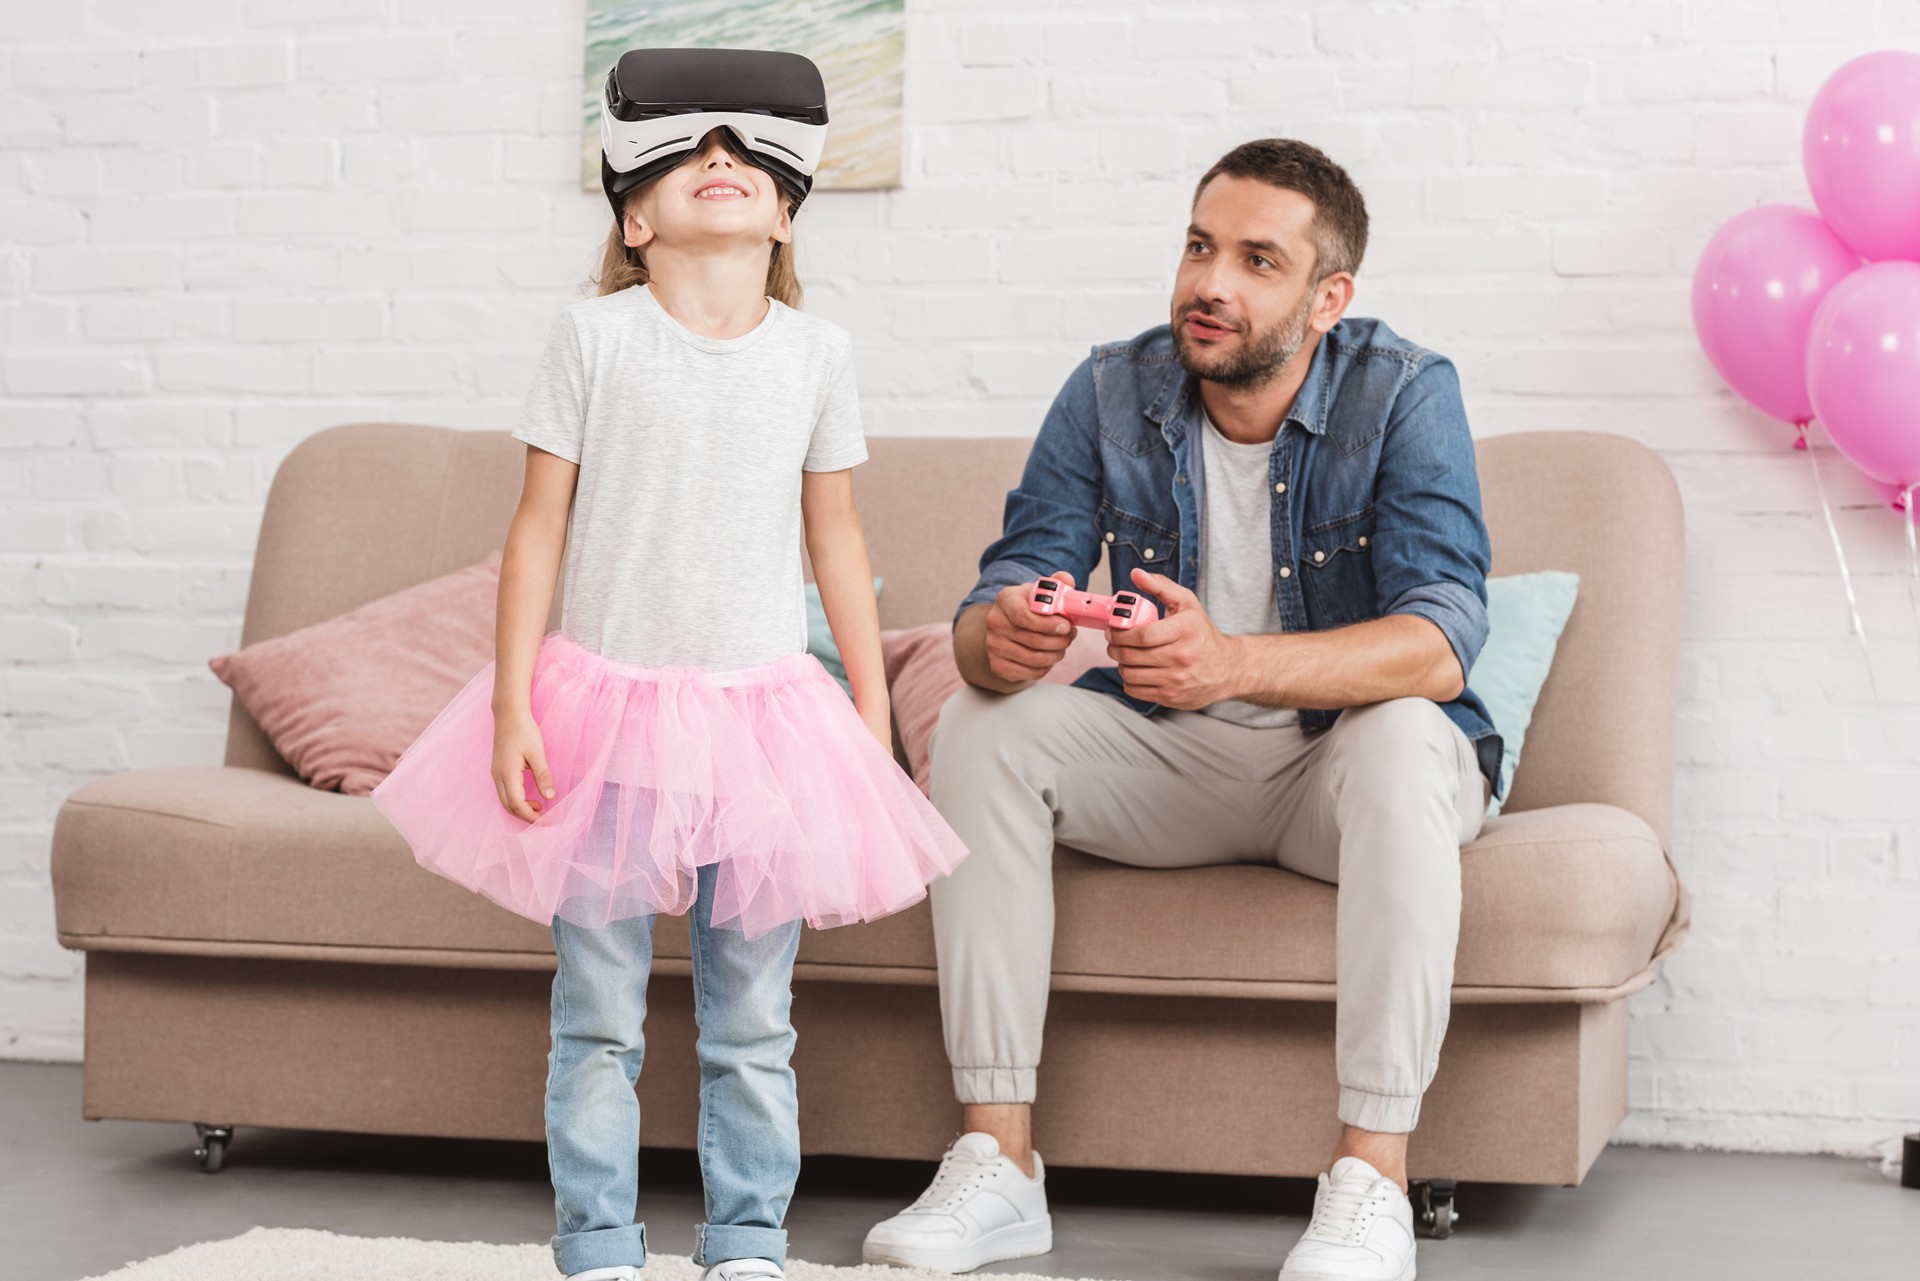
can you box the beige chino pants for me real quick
[927,682,1488,1133]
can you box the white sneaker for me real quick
[700,1259,785,1281]
[1277,1157,1417,1281]
[862,1132,1053,1272]
[567,1268,640,1281]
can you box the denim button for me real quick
[1274,481,1287,494]
[1279,566,1292,578]
[1143,548,1155,559]
[1104,531,1115,542]
[1313,550,1325,563]
[1358,536,1369,548]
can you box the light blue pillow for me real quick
[1473,571,1579,817]
[804,577,882,697]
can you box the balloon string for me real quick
[1803,428,1875,695]
[1906,482,1920,637]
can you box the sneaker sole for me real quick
[1280,1255,1415,1281]
[862,1217,1053,1274]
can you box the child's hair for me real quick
[593,172,804,307]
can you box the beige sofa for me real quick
[51,423,1688,1228]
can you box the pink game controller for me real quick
[1027,577,1161,630]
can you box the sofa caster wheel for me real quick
[193,1124,233,1173]
[1413,1179,1457,1239]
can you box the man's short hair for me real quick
[1194,139,1369,282]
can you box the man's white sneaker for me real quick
[700,1259,785,1281]
[862,1132,1053,1273]
[567,1268,640,1281]
[1277,1157,1418,1281]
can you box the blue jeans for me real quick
[545,858,803,1275]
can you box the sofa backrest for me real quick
[1475,432,1683,845]
[227,424,1681,847]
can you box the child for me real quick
[369,53,967,1281]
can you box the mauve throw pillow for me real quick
[881,620,1110,794]
[208,551,501,796]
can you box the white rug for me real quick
[77,1226,1110,1281]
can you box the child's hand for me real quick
[493,710,556,822]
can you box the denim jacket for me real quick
[955,316,1506,800]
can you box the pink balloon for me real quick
[1803,50,1920,261]
[1692,204,1859,426]
[1805,259,1920,493]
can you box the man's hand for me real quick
[1106,567,1248,709]
[981,571,1080,684]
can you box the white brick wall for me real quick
[4,0,1916,1157]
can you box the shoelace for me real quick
[1305,1177,1379,1244]
[906,1147,999,1212]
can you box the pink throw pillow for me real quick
[881,620,1110,794]
[209,551,501,795]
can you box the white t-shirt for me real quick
[1196,409,1298,729]
[510,283,868,672]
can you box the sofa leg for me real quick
[1412,1179,1458,1239]
[192,1123,234,1174]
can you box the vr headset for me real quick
[599,47,830,219]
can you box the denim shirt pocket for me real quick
[1098,500,1180,601]
[1299,505,1378,625]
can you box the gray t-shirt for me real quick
[1196,409,1298,729]
[511,283,867,672]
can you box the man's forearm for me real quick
[954,602,1038,695]
[1225,614,1464,709]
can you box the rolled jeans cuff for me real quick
[552,1222,646,1275]
[952,1065,1037,1104]
[695,1223,788,1268]
[1338,1086,1423,1134]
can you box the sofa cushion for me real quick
[208,551,501,796]
[53,767,1679,998]
[1477,570,1581,817]
[795,800,1680,995]
[882,621,1111,793]
[51,766,554,956]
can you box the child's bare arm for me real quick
[491,445,577,818]
[801,467,890,751]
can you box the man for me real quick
[862,139,1502,1281]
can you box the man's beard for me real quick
[1173,290,1315,388]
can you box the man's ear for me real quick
[1310,271,1356,336]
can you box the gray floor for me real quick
[4,1061,1913,1281]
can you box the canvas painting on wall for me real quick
[581,0,905,196]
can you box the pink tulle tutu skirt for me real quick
[369,630,969,938]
